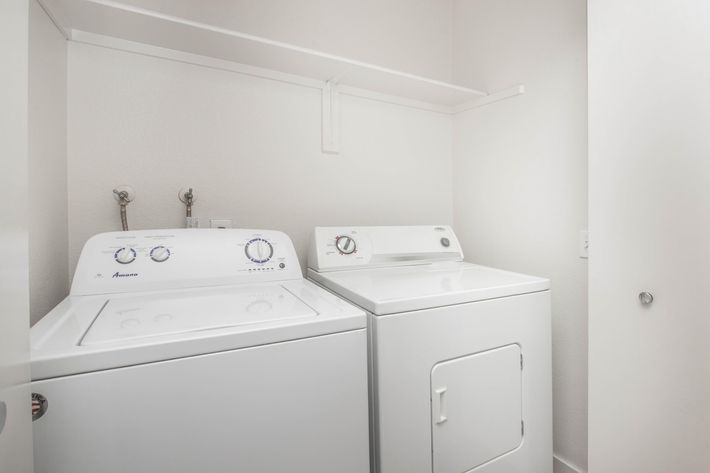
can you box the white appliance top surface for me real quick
[31,280,365,380]
[308,261,550,315]
[81,284,316,346]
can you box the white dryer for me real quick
[31,229,369,473]
[307,226,552,473]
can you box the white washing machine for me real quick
[307,226,552,473]
[31,229,369,473]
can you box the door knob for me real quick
[639,292,654,305]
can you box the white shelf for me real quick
[41,0,495,108]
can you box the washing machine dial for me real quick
[150,246,171,262]
[335,235,357,255]
[245,238,274,263]
[114,247,137,264]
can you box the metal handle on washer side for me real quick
[433,387,447,424]
[32,393,48,421]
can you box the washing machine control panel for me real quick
[72,229,302,295]
[308,225,464,272]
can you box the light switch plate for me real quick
[579,230,589,259]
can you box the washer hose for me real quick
[113,189,131,231]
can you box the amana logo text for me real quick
[112,272,139,278]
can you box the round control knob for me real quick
[245,238,274,263]
[150,246,171,263]
[114,247,136,264]
[336,235,357,255]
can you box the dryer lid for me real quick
[81,284,317,346]
[308,261,549,315]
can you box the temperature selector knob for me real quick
[245,238,274,263]
[114,247,136,264]
[336,235,357,255]
[150,246,171,262]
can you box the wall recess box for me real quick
[210,219,232,229]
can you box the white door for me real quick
[589,1,710,472]
[431,344,522,473]
[0,1,34,472]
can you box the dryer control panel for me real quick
[308,225,464,272]
[71,229,302,295]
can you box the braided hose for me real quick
[184,188,194,218]
[119,203,128,231]
[113,189,131,231]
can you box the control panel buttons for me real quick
[335,235,357,255]
[150,246,171,263]
[245,238,274,263]
[114,247,137,264]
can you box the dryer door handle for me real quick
[433,386,448,425]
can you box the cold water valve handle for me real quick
[179,187,198,228]
[112,185,135,231]
[179,187,196,218]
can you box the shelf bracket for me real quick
[321,80,341,154]
[453,84,525,114]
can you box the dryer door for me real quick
[430,344,522,473]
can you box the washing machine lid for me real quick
[80,284,316,346]
[308,261,549,315]
[31,279,365,380]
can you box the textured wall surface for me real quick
[67,42,454,274]
[28,0,68,324]
[452,1,588,471]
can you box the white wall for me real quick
[451,1,588,472]
[36,9,592,472]
[114,0,454,81]
[0,0,33,471]
[67,41,453,273]
[47,0,457,294]
[28,0,68,325]
[589,1,710,471]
